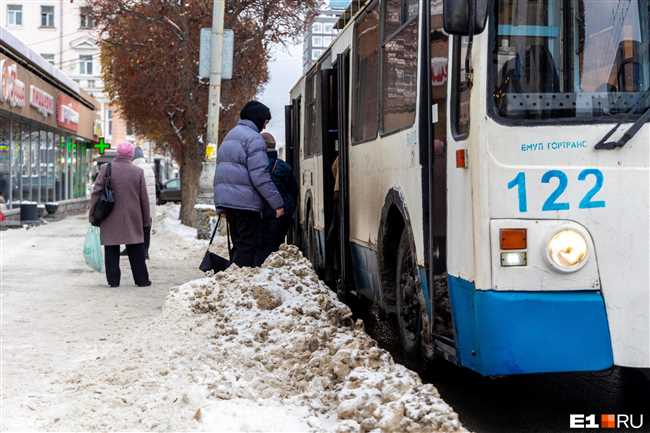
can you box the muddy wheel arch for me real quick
[377,188,433,360]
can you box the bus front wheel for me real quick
[395,230,422,361]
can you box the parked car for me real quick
[158,178,181,204]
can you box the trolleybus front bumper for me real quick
[448,275,613,376]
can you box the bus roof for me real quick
[335,0,371,30]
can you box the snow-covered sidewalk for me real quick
[1,208,465,432]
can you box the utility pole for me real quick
[196,0,226,236]
[206,0,225,148]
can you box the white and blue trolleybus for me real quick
[284,0,650,375]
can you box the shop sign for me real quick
[0,59,26,108]
[57,95,80,131]
[30,85,54,117]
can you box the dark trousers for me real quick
[259,216,291,264]
[104,243,150,286]
[225,208,262,268]
[120,226,151,258]
[144,226,151,256]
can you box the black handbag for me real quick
[199,215,232,273]
[91,163,114,227]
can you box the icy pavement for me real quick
[1,207,465,432]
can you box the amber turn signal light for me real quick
[500,228,527,250]
[455,149,467,168]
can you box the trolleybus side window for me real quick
[381,0,419,134]
[492,0,650,121]
[352,2,380,144]
[305,70,322,157]
[452,36,471,139]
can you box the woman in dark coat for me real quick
[90,141,152,287]
[258,132,298,263]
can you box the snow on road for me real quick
[1,207,465,432]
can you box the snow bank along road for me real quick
[1,209,466,432]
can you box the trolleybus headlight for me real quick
[546,229,589,272]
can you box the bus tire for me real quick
[305,208,319,270]
[395,229,422,361]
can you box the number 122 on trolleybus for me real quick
[284,0,650,376]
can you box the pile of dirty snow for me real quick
[27,243,465,432]
[181,245,466,433]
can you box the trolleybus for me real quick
[285,0,650,375]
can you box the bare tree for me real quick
[90,0,319,225]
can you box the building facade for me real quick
[0,27,98,208]
[0,0,142,151]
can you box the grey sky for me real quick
[258,42,303,152]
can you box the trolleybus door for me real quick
[284,98,302,247]
[336,51,353,296]
[284,101,301,246]
[429,10,453,341]
[319,67,339,284]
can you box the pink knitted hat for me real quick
[116,141,134,159]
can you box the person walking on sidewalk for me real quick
[90,141,152,287]
[258,132,298,263]
[213,100,285,267]
[121,146,156,259]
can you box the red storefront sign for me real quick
[30,84,55,117]
[0,59,26,108]
[57,95,80,132]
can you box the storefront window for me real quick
[72,142,90,199]
[0,116,10,205]
[40,129,47,202]
[46,131,54,201]
[74,142,82,198]
[55,134,64,201]
[11,121,22,205]
[66,135,72,200]
[31,128,40,203]
[21,125,31,202]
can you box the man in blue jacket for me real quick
[213,101,285,267]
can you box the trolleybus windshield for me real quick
[491,0,650,122]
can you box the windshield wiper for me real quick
[595,89,650,150]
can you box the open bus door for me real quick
[336,51,352,297]
[319,66,339,285]
[284,101,298,246]
[426,5,455,357]
[285,98,302,247]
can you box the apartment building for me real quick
[303,1,351,72]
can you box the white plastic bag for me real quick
[83,226,104,272]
